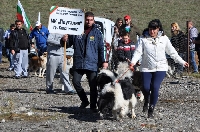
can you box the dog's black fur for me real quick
[97,92,115,116]
[118,77,136,100]
[97,72,114,91]
[96,70,115,117]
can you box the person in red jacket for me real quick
[116,32,135,63]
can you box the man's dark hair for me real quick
[15,19,23,24]
[85,11,94,18]
[10,24,15,28]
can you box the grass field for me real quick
[0,0,200,36]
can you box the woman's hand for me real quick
[129,63,135,71]
[184,62,189,67]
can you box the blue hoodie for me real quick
[29,25,49,48]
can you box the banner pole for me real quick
[63,41,67,71]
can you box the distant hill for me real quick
[0,0,199,36]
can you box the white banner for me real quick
[48,7,84,35]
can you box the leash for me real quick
[115,68,131,83]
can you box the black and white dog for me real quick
[97,62,138,120]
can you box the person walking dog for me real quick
[129,19,189,118]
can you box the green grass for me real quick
[0,0,200,36]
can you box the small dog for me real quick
[28,52,47,78]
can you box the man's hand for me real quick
[102,62,108,69]
[62,34,68,42]
[129,63,134,71]
[11,50,15,55]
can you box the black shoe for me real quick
[15,76,21,79]
[79,101,89,109]
[142,102,148,112]
[22,76,29,78]
[46,90,55,94]
[148,105,154,118]
[90,108,98,113]
[66,90,77,95]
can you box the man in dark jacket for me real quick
[9,20,29,79]
[62,12,108,112]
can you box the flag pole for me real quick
[187,21,190,74]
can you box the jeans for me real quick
[142,71,166,106]
[6,49,14,69]
[37,44,47,56]
[72,69,98,109]
[190,51,198,72]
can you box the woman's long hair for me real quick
[171,22,181,36]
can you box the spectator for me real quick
[119,15,141,43]
[171,22,187,78]
[62,12,108,112]
[3,24,15,70]
[193,33,200,68]
[111,18,123,71]
[9,20,30,79]
[46,33,76,94]
[116,32,135,63]
[187,20,198,73]
[0,27,4,64]
[113,17,123,47]
[29,21,49,56]
[129,19,189,118]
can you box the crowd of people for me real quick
[0,11,199,118]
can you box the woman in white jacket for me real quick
[129,19,189,118]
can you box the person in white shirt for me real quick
[129,19,189,118]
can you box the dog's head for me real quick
[40,52,48,61]
[97,69,117,91]
[42,52,48,57]
[28,53,37,60]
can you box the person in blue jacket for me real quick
[29,21,49,56]
[61,12,109,113]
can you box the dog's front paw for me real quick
[38,75,43,78]
[131,113,136,119]
[34,73,38,77]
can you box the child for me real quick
[30,42,37,55]
[116,32,135,64]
